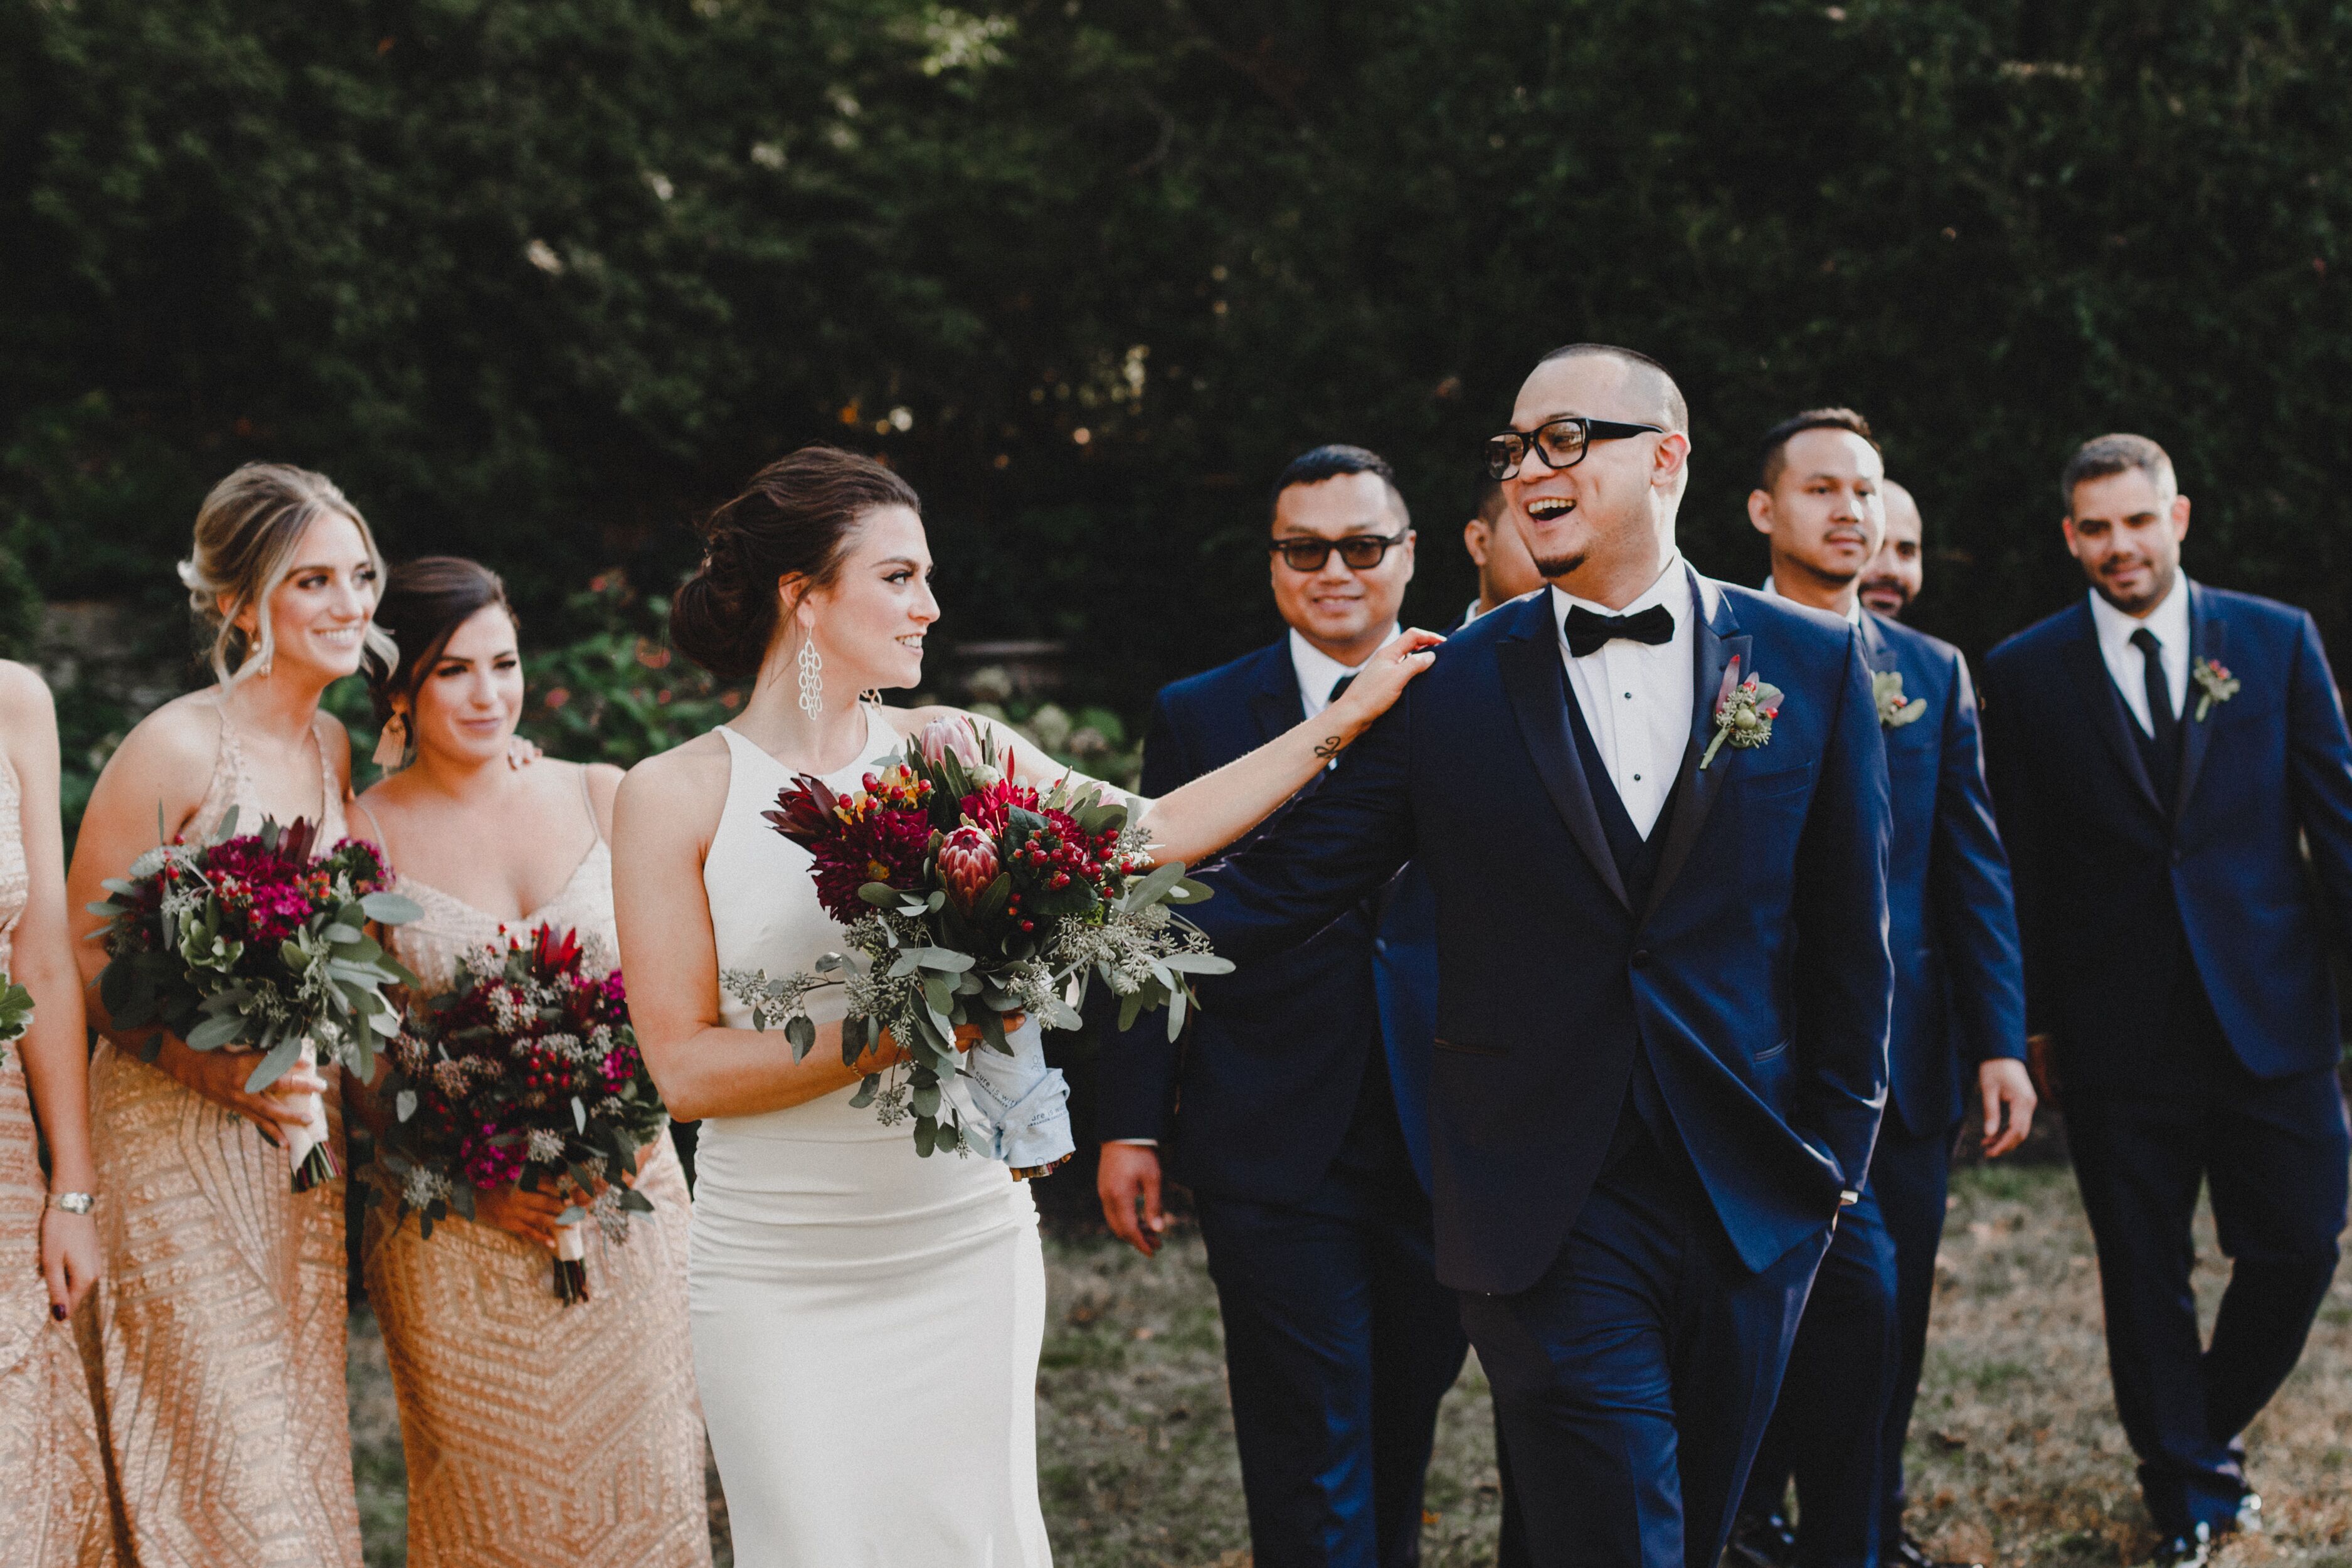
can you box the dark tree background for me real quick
[3,0,2348,713]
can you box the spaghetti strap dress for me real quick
[85,697,362,1567]
[358,764,707,1568]
[0,755,117,1567]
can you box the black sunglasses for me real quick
[1485,416,1665,480]
[1269,529,1409,573]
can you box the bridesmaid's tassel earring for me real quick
[371,714,410,770]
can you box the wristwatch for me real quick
[46,1192,94,1216]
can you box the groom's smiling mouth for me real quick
[1525,497,1576,521]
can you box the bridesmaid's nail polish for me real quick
[51,1303,66,1320]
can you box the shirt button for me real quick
[1632,773,1641,781]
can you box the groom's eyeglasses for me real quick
[1269,529,1409,573]
[1484,416,1666,480]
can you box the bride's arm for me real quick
[908,628,1443,868]
[612,739,906,1121]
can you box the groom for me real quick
[1183,343,1894,1568]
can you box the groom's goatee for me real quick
[1535,553,1585,579]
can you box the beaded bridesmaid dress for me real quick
[85,698,361,1567]
[0,758,116,1567]
[360,765,708,1568]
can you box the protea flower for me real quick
[938,825,1000,910]
[919,716,983,770]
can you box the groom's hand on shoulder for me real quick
[1097,1142,1167,1258]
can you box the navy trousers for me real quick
[1739,1189,1899,1568]
[1461,1137,1829,1568]
[1865,1120,1955,1547]
[1194,1155,1470,1567]
[2065,1045,2349,1537]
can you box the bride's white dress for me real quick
[691,711,1054,1567]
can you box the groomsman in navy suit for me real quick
[1095,445,1471,1567]
[1177,345,1895,1568]
[1731,411,2035,1568]
[1983,435,2352,1568]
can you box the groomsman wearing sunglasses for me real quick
[1179,346,1895,1568]
[1732,411,2033,1568]
[1096,445,1470,1568]
[1982,435,2352,1568]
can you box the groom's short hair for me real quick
[1756,407,1878,492]
[1535,343,1690,434]
[2060,433,2175,513]
[1271,444,1409,524]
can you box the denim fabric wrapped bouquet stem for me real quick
[86,810,421,1191]
[724,716,1232,1175]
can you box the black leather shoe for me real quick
[1887,1533,1983,1568]
[1724,1511,1798,1568]
[2154,1523,2213,1568]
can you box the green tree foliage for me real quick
[4,0,2348,714]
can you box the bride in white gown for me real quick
[612,447,1438,1565]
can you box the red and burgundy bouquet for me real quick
[724,715,1231,1166]
[90,810,421,1191]
[369,923,665,1302]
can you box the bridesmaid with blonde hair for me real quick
[351,556,707,1568]
[67,463,389,1567]
[0,657,115,1566]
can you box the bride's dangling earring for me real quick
[797,633,824,719]
[861,688,882,708]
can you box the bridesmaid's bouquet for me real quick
[88,811,421,1191]
[368,923,665,1303]
[0,973,31,1071]
[723,715,1231,1170]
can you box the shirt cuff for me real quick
[1105,1138,1159,1148]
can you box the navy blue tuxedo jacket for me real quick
[1860,611,2028,1138]
[1981,583,2352,1089]
[1182,576,1894,1295]
[1094,641,1440,1201]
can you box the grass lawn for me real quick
[347,1162,2352,1568]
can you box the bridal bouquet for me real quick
[369,923,665,1303]
[0,974,31,1072]
[724,716,1231,1170]
[88,811,420,1191]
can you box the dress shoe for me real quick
[1724,1510,1799,1568]
[2154,1523,2212,1568]
[1887,1532,1984,1568]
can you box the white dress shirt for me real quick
[1288,625,1397,719]
[1761,576,1863,626]
[2088,577,2191,737]
[1552,554,1700,839]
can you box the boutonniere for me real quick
[1872,670,1927,729]
[1701,656,1783,770]
[2191,657,2239,722]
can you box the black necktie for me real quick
[2131,627,2177,748]
[1565,603,1675,659]
[1327,673,1357,704]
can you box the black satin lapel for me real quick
[1643,613,1746,924]
[2058,614,2162,815]
[1498,636,1630,908]
[2175,593,2223,822]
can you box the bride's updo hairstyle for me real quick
[670,445,921,683]
[361,556,514,726]
[179,462,396,686]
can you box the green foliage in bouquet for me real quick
[0,973,32,1069]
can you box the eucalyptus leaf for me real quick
[242,1035,305,1093]
[360,891,424,925]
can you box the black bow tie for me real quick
[1564,603,1675,659]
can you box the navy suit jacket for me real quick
[1981,582,2352,1089]
[1094,641,1440,1202]
[1181,575,1894,1295]
[1860,611,2028,1138]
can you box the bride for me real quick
[610,445,1438,1565]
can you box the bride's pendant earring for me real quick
[861,688,882,708]
[797,634,824,719]
[371,712,410,770]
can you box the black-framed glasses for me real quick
[1484,417,1665,480]
[1269,529,1409,573]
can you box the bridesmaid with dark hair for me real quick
[0,656,115,1567]
[352,557,707,1568]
